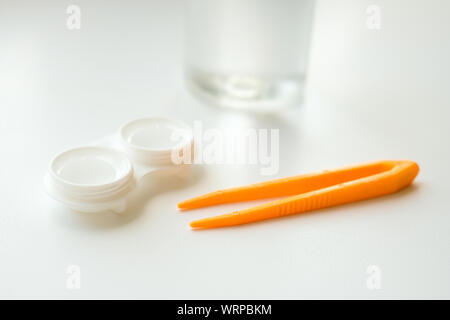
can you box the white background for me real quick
[0,0,449,299]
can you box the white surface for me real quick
[0,0,449,299]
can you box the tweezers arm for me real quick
[189,160,419,229]
[179,160,402,210]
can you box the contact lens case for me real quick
[44,118,194,213]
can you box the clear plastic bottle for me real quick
[184,0,315,112]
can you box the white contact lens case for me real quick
[44,118,193,213]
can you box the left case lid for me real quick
[45,146,136,213]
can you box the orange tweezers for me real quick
[178,160,419,230]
